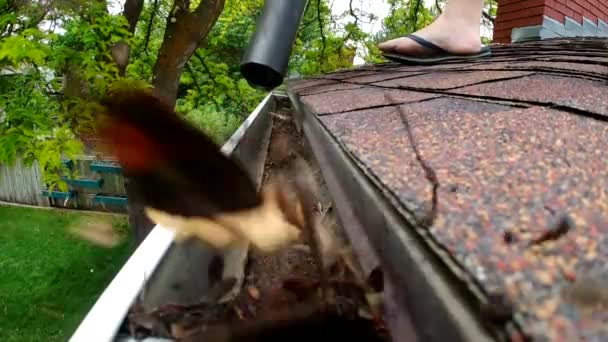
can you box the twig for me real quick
[529,213,573,246]
[317,0,326,69]
[349,0,359,26]
[298,0,315,31]
[337,0,360,58]
[482,11,495,25]
[142,0,160,56]
[184,63,203,104]
[435,0,442,14]
[289,160,331,307]
[412,0,422,30]
[193,51,248,113]
[192,51,220,107]
[485,0,496,25]
[385,93,438,227]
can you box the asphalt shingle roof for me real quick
[288,37,608,341]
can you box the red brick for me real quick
[493,27,512,35]
[495,16,544,31]
[593,3,608,19]
[493,28,512,39]
[493,36,511,44]
[545,7,566,22]
[574,0,592,11]
[496,0,607,23]
[583,11,598,22]
[566,0,585,15]
[544,0,557,6]
[593,8,608,21]
[498,0,531,6]
[552,2,575,17]
[497,0,547,14]
[497,6,546,21]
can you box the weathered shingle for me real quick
[288,37,608,342]
[453,74,608,116]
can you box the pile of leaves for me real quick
[125,248,388,341]
[122,97,389,341]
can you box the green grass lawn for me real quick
[0,205,133,342]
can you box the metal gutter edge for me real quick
[287,90,503,342]
[138,91,274,312]
[69,224,176,342]
[221,92,274,156]
[70,92,275,342]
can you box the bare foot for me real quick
[378,15,483,56]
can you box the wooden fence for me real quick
[0,157,48,207]
[0,155,127,213]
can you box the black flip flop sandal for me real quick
[382,34,492,65]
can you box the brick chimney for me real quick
[493,0,608,43]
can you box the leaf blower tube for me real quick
[240,0,309,90]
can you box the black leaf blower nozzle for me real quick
[240,0,309,90]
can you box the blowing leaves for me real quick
[90,88,315,253]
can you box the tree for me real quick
[0,0,496,242]
[150,0,225,107]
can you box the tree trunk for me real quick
[127,0,225,244]
[125,178,156,246]
[113,0,144,76]
[152,0,225,107]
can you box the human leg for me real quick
[378,0,486,60]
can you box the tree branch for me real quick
[152,0,224,106]
[412,0,422,30]
[111,0,145,76]
[194,0,224,19]
[341,0,359,42]
[143,0,160,55]
[184,63,203,103]
[123,0,144,32]
[193,51,247,112]
[317,0,326,68]
[349,0,359,26]
[482,10,495,25]
[192,51,220,104]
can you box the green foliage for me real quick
[378,0,435,41]
[0,29,49,66]
[174,0,266,123]
[109,78,154,94]
[286,0,360,75]
[30,126,83,192]
[0,11,16,36]
[52,6,132,98]
[0,0,497,194]
[486,0,498,17]
[180,102,243,145]
[288,0,356,76]
[126,0,171,81]
[0,72,82,191]
[173,0,260,143]
[0,2,132,191]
